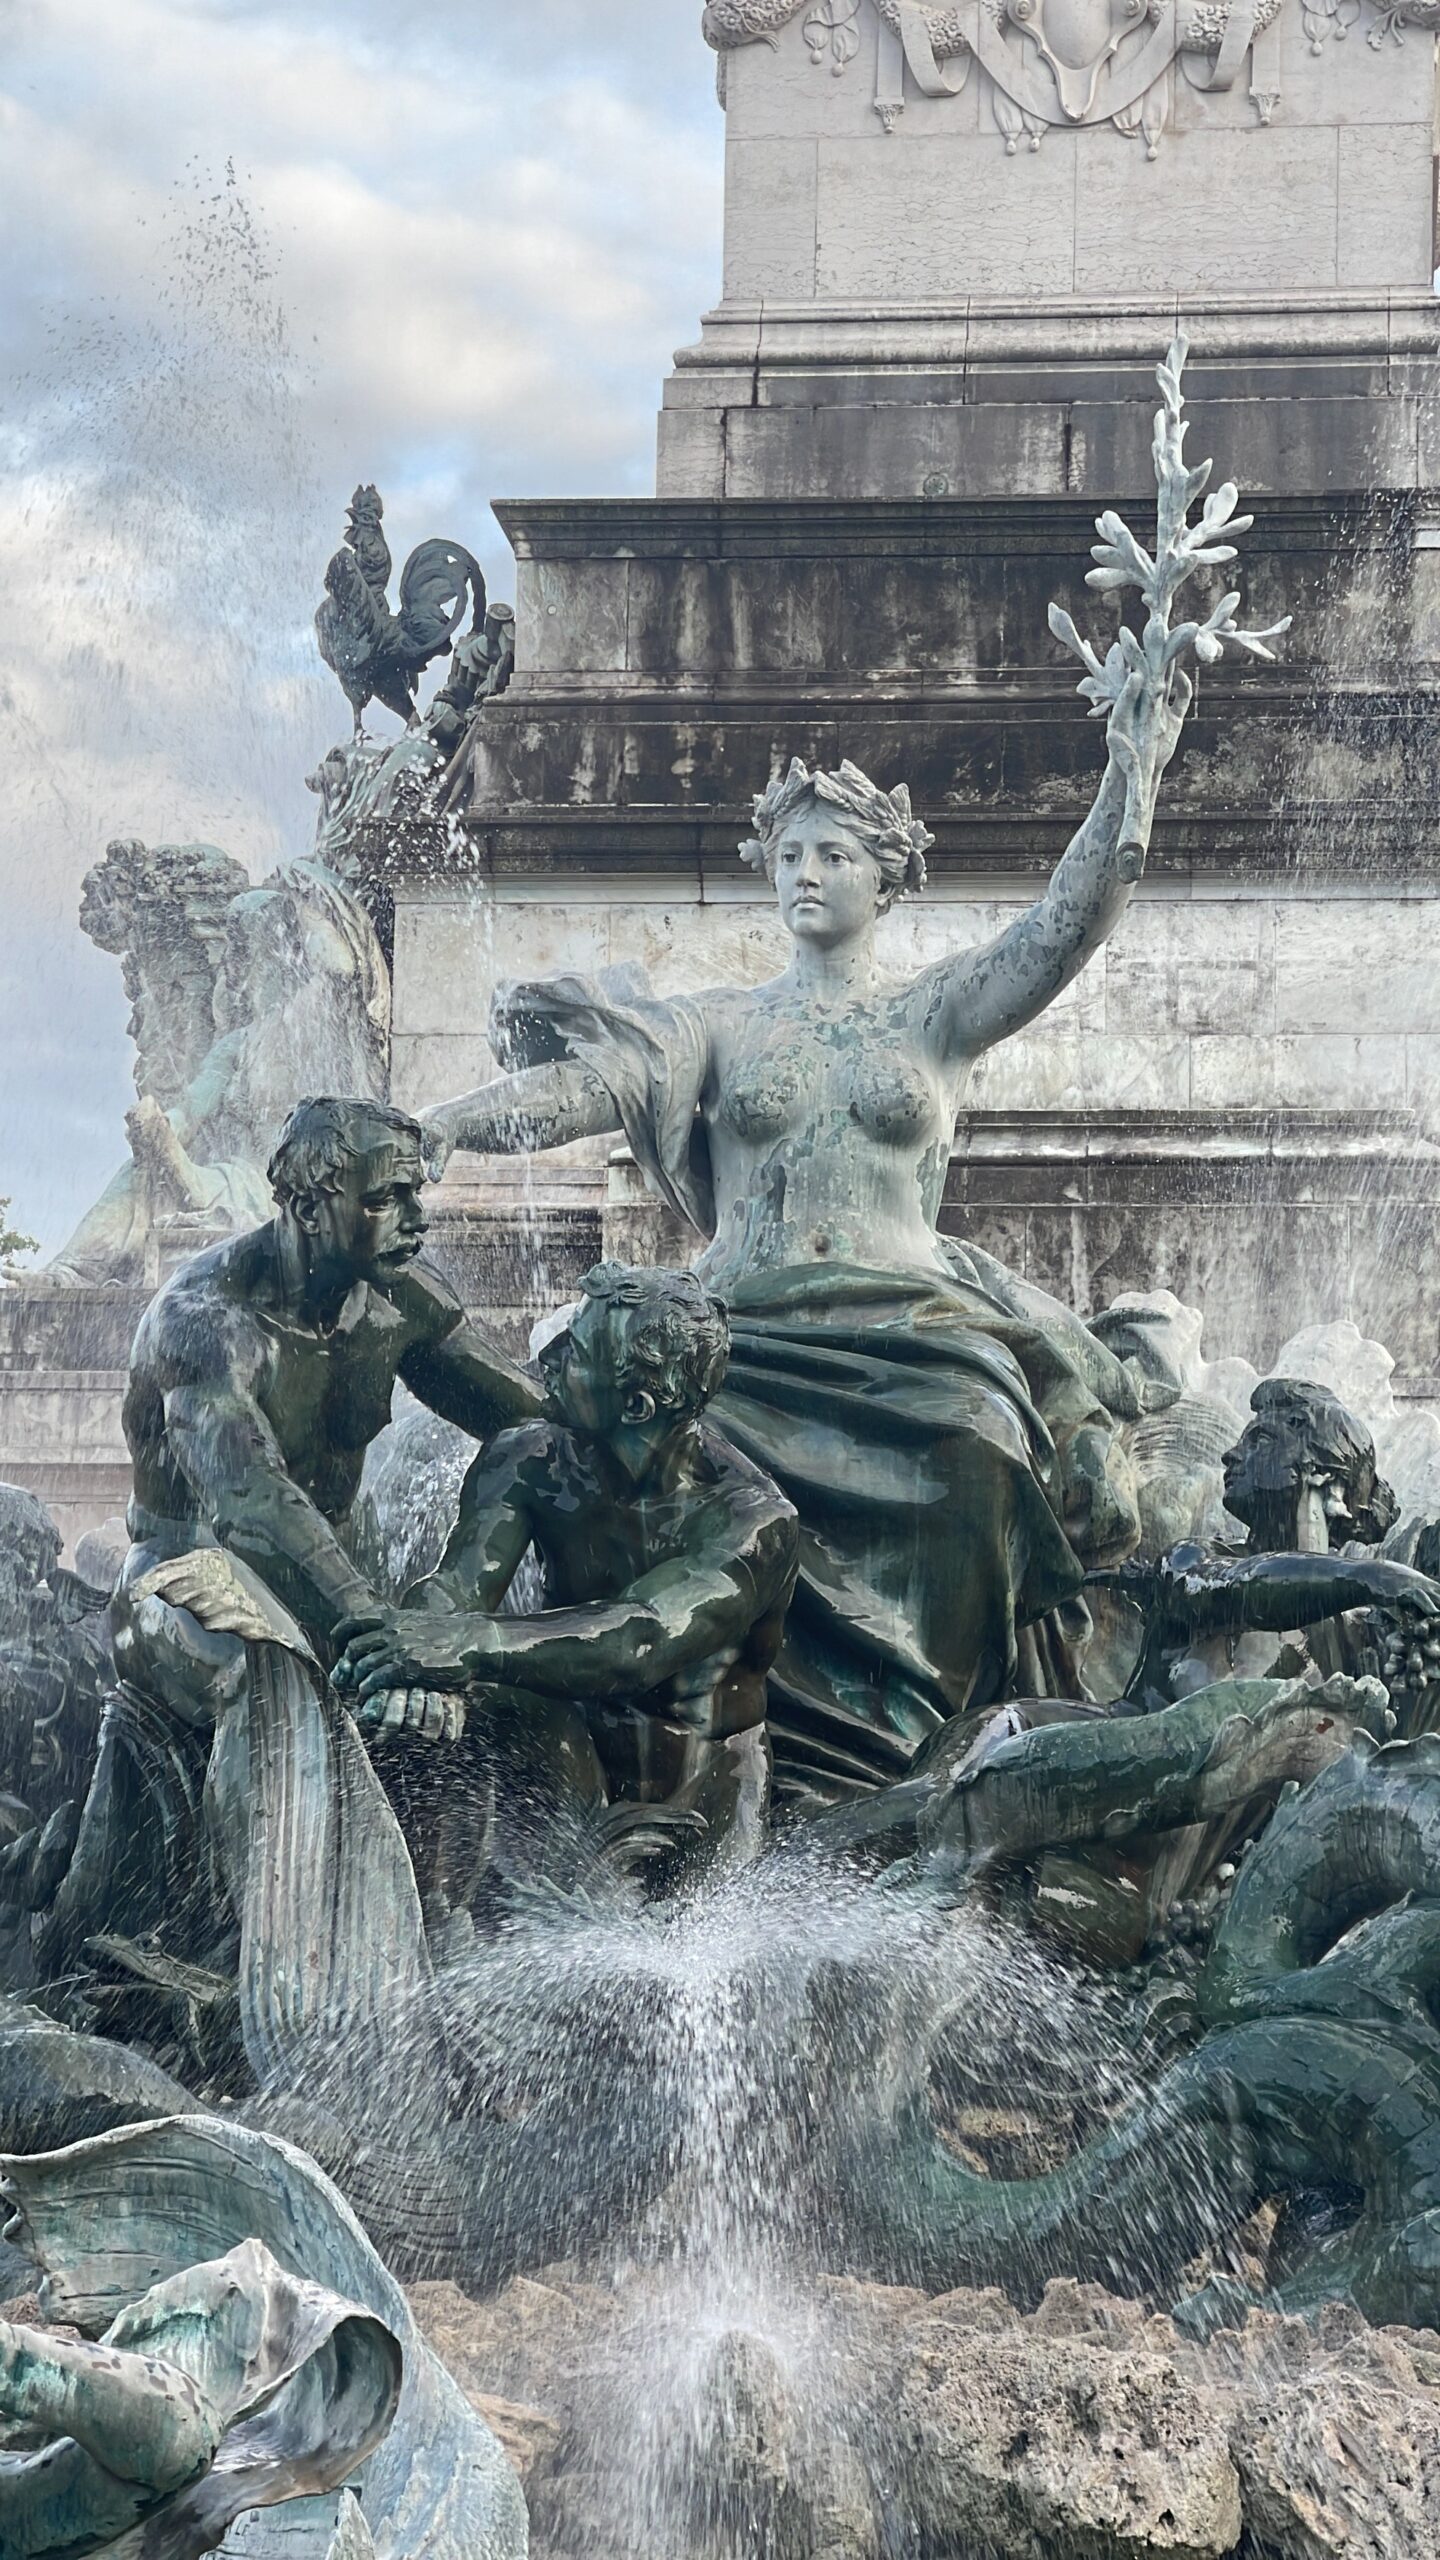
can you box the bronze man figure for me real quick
[38,1097,537,1972]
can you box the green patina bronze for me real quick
[1099,1375,1440,1711]
[420,342,1289,1806]
[0,2116,526,2559]
[825,1700,1440,2334]
[334,1261,799,1893]
[0,2236,401,2560]
[12,333,1440,2404]
[31,1095,536,1988]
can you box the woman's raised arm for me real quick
[917,664,1190,1061]
[421,1059,621,1180]
[916,332,1288,1065]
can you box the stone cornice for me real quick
[346,796,1440,887]
[670,290,1440,372]
[947,1106,1438,1167]
[492,492,1412,561]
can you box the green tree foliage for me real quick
[0,1199,38,1284]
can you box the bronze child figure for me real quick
[336,1263,799,1892]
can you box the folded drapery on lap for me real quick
[716,1264,1086,1803]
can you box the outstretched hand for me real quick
[333,1607,495,1700]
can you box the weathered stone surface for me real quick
[1235,2375,1440,2560]
[899,2301,1246,2555]
[887,2289,1440,2558]
[403,2268,1440,2560]
[407,2274,617,2407]
[468,2393,564,2488]
[673,4,1439,503]
[815,135,1079,302]
[724,137,820,301]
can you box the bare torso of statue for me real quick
[696,975,961,1290]
[334,1266,800,1886]
[34,1105,537,1987]
[419,747,1172,1794]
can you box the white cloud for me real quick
[0,0,723,1248]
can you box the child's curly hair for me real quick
[577,1263,731,1416]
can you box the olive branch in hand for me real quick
[1049,331,1291,719]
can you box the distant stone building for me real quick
[380,0,1440,1398]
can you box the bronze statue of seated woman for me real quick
[423,337,1291,1809]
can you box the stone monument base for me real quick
[0,1288,145,1556]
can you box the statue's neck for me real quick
[271,1220,357,1333]
[784,934,879,998]
[1244,1487,1331,1557]
[593,1420,703,1499]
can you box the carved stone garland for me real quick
[702,0,1436,154]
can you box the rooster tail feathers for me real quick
[397,539,486,661]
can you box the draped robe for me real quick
[494,975,1148,1806]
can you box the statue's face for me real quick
[1222,1403,1354,1542]
[540,1295,629,1440]
[1221,1410,1297,1520]
[771,806,884,948]
[302,1137,428,1286]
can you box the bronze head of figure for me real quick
[267,1097,429,1294]
[541,1263,731,1453]
[1222,1377,1398,1556]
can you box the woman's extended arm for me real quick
[917,665,1191,1061]
[920,333,1293,1063]
[421,1059,621,1179]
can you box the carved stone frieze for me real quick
[703,0,1435,150]
[804,0,866,69]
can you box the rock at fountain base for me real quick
[407,2272,1440,2560]
[899,2313,1242,2558]
[467,2393,563,2492]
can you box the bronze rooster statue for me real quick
[315,485,487,734]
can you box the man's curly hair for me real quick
[740,758,934,909]
[578,1263,731,1416]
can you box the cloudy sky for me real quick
[0,0,724,1253]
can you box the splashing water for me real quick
[2,161,331,1252]
[344,1852,1160,2558]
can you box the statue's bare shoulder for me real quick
[695,1423,800,1576]
[131,1233,277,1396]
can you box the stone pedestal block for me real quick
[0,1290,146,1555]
[669,1,1439,501]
